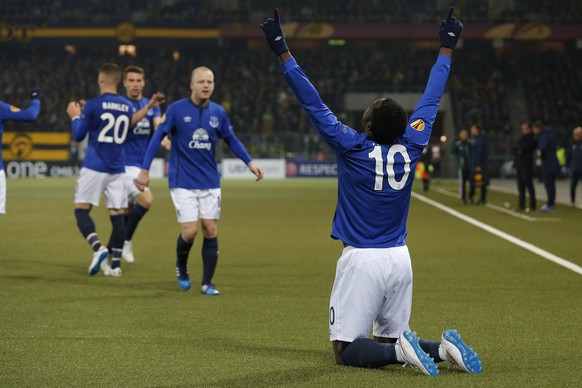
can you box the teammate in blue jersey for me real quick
[66,63,133,278]
[261,8,481,376]
[121,65,167,263]
[0,90,41,214]
[135,66,264,295]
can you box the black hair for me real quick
[363,98,408,145]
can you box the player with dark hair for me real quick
[260,8,481,376]
[67,63,133,277]
[135,66,264,295]
[120,65,167,263]
[0,90,41,214]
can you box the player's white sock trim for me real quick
[438,345,447,361]
[395,343,405,363]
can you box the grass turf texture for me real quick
[1,178,581,387]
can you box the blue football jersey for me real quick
[142,98,252,189]
[72,93,133,174]
[123,97,161,167]
[0,99,41,171]
[282,55,451,248]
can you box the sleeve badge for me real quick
[411,119,425,131]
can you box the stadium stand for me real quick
[1,0,581,25]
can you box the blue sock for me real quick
[418,338,444,362]
[341,338,399,368]
[201,237,218,285]
[177,234,193,268]
[109,214,125,269]
[75,208,101,252]
[125,204,148,241]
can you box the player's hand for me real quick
[161,136,171,151]
[439,7,463,49]
[135,169,150,192]
[259,8,289,56]
[248,161,264,181]
[149,92,166,107]
[30,88,41,100]
[66,101,82,119]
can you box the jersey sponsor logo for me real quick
[411,119,425,131]
[183,116,192,123]
[209,116,219,129]
[188,128,212,150]
[133,119,151,135]
[10,105,21,112]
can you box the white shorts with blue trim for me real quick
[170,187,221,224]
[74,167,128,209]
[329,245,413,342]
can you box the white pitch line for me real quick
[485,203,561,222]
[412,192,582,276]
[434,188,560,222]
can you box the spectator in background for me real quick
[469,124,488,205]
[416,146,432,192]
[532,120,559,212]
[451,129,472,204]
[566,126,582,207]
[513,122,537,211]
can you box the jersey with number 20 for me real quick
[282,55,451,248]
[72,93,133,174]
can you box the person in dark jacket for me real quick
[566,126,582,207]
[513,122,537,211]
[532,120,559,212]
[451,129,472,204]
[469,124,488,204]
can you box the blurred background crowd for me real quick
[1,0,581,174]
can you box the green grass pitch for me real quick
[1,178,581,387]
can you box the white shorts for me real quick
[0,170,6,214]
[74,167,128,209]
[170,188,221,223]
[329,245,413,342]
[125,165,149,203]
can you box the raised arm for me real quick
[403,8,463,147]
[130,92,165,126]
[259,9,358,154]
[1,89,41,122]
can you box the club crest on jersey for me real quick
[189,128,211,150]
[411,119,425,131]
[10,105,21,112]
[209,116,219,128]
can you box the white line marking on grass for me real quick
[412,192,582,276]
[434,188,560,222]
[485,203,561,222]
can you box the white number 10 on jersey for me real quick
[368,144,412,191]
